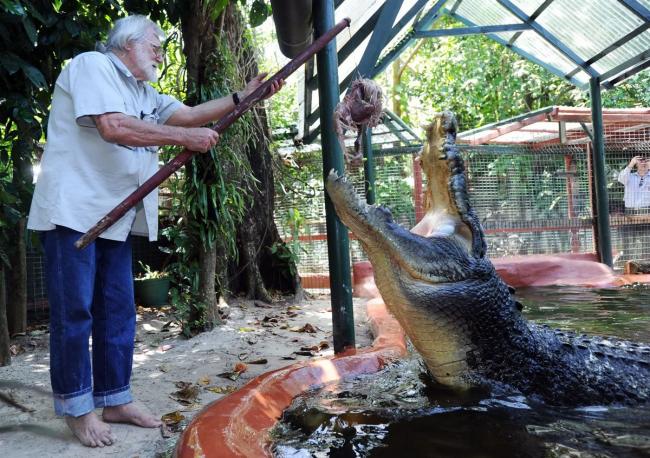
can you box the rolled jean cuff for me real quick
[53,388,95,417]
[93,385,132,408]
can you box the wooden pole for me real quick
[75,17,351,249]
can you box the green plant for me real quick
[135,261,168,280]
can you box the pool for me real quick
[272,285,650,457]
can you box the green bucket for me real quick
[134,277,170,307]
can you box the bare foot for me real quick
[102,402,162,428]
[65,412,116,447]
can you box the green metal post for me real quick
[314,0,355,352]
[589,77,613,267]
[363,127,376,204]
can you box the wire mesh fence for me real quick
[275,129,650,287]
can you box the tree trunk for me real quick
[222,4,301,300]
[7,218,26,336]
[0,265,10,366]
[176,2,299,329]
[198,245,222,327]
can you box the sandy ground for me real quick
[0,293,372,457]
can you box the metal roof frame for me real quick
[298,0,650,145]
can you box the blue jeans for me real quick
[41,226,135,417]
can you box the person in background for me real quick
[617,155,650,260]
[618,155,650,213]
[27,15,281,447]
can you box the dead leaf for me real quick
[254,300,272,308]
[248,358,267,365]
[9,345,24,356]
[294,350,315,357]
[171,381,200,405]
[159,364,170,373]
[205,385,237,394]
[281,355,297,360]
[318,341,330,350]
[233,362,248,374]
[217,371,241,381]
[287,305,301,311]
[142,323,158,333]
[161,410,185,425]
[197,376,211,386]
[238,352,249,361]
[289,323,317,333]
[238,327,256,333]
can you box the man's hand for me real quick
[184,127,220,153]
[240,73,284,101]
[629,156,644,168]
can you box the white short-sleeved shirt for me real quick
[27,51,183,241]
[618,168,650,209]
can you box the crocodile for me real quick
[325,111,650,405]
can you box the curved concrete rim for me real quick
[175,297,406,457]
[176,255,650,457]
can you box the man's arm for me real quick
[93,112,219,153]
[165,73,283,128]
[619,156,642,185]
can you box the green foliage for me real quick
[248,0,271,27]
[0,0,124,266]
[159,10,256,332]
[135,260,168,279]
[602,71,650,108]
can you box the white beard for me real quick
[134,46,159,82]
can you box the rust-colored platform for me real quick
[175,297,406,457]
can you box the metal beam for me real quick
[449,0,462,14]
[304,0,446,140]
[371,0,446,80]
[356,0,404,78]
[603,58,650,88]
[448,12,588,88]
[414,23,531,38]
[589,77,613,267]
[306,6,383,91]
[565,23,650,79]
[362,127,376,204]
[597,48,650,84]
[507,0,555,46]
[313,0,354,352]
[458,106,556,139]
[617,0,650,21]
[496,0,599,78]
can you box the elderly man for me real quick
[27,15,281,447]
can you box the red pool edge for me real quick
[176,254,650,457]
[175,297,406,457]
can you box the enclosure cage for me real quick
[274,106,650,288]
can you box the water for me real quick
[271,285,650,457]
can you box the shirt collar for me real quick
[106,52,135,80]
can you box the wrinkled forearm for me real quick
[93,112,191,147]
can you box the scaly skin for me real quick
[326,111,650,405]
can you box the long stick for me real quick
[75,18,351,249]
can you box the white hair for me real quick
[96,15,164,53]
